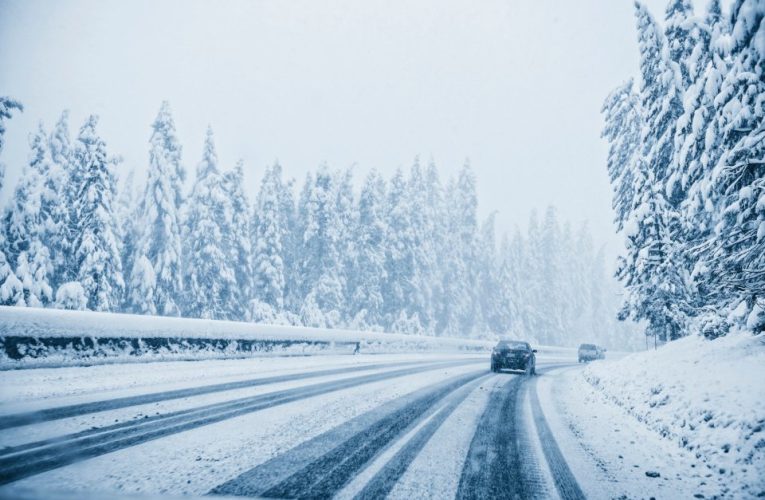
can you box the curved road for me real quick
[0,354,584,499]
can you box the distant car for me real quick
[491,340,537,375]
[578,343,606,362]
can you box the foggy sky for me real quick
[0,0,704,259]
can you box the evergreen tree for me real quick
[571,222,595,342]
[444,162,480,337]
[507,227,527,336]
[538,206,563,344]
[2,124,55,307]
[296,165,345,327]
[611,3,692,341]
[182,127,235,320]
[424,160,448,335]
[602,80,642,231]
[703,0,765,332]
[0,97,23,305]
[4,124,49,264]
[349,170,388,328]
[676,1,726,202]
[278,171,299,315]
[634,2,684,205]
[49,111,76,285]
[223,160,253,321]
[406,159,436,332]
[251,163,287,317]
[495,232,518,336]
[383,168,418,331]
[477,213,504,336]
[523,209,544,341]
[70,115,124,311]
[0,97,22,156]
[617,159,689,341]
[334,167,357,320]
[676,1,729,303]
[130,101,184,316]
[116,169,138,307]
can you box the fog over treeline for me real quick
[0,100,640,349]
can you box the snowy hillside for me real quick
[580,333,765,498]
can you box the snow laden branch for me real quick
[602,0,765,338]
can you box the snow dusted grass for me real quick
[582,333,765,498]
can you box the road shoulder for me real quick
[535,364,707,500]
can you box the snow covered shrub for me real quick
[247,299,297,326]
[248,298,277,324]
[695,309,732,340]
[745,303,765,333]
[55,281,87,310]
[300,295,327,328]
[390,311,423,335]
[128,255,157,315]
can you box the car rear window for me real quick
[497,341,529,350]
[579,344,596,349]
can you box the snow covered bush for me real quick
[55,281,87,310]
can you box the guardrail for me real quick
[0,307,496,369]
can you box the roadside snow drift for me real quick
[582,333,765,498]
[0,307,500,368]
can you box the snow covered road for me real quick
[0,352,721,499]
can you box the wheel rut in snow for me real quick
[0,360,478,486]
[456,370,554,500]
[210,370,489,498]
[352,374,489,500]
[528,375,586,500]
[0,359,435,430]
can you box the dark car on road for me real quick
[490,340,537,375]
[578,343,605,362]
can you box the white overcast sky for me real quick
[0,0,709,258]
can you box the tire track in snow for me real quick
[529,376,586,500]
[456,368,559,500]
[0,360,478,486]
[0,359,433,430]
[210,370,489,498]
[350,374,489,500]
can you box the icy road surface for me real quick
[0,353,708,499]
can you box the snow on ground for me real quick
[539,365,704,499]
[0,358,475,449]
[0,363,486,498]
[334,374,500,500]
[582,332,765,498]
[0,353,470,414]
[542,332,765,499]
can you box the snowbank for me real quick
[581,333,765,498]
[0,307,500,369]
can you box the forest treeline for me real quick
[0,99,635,347]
